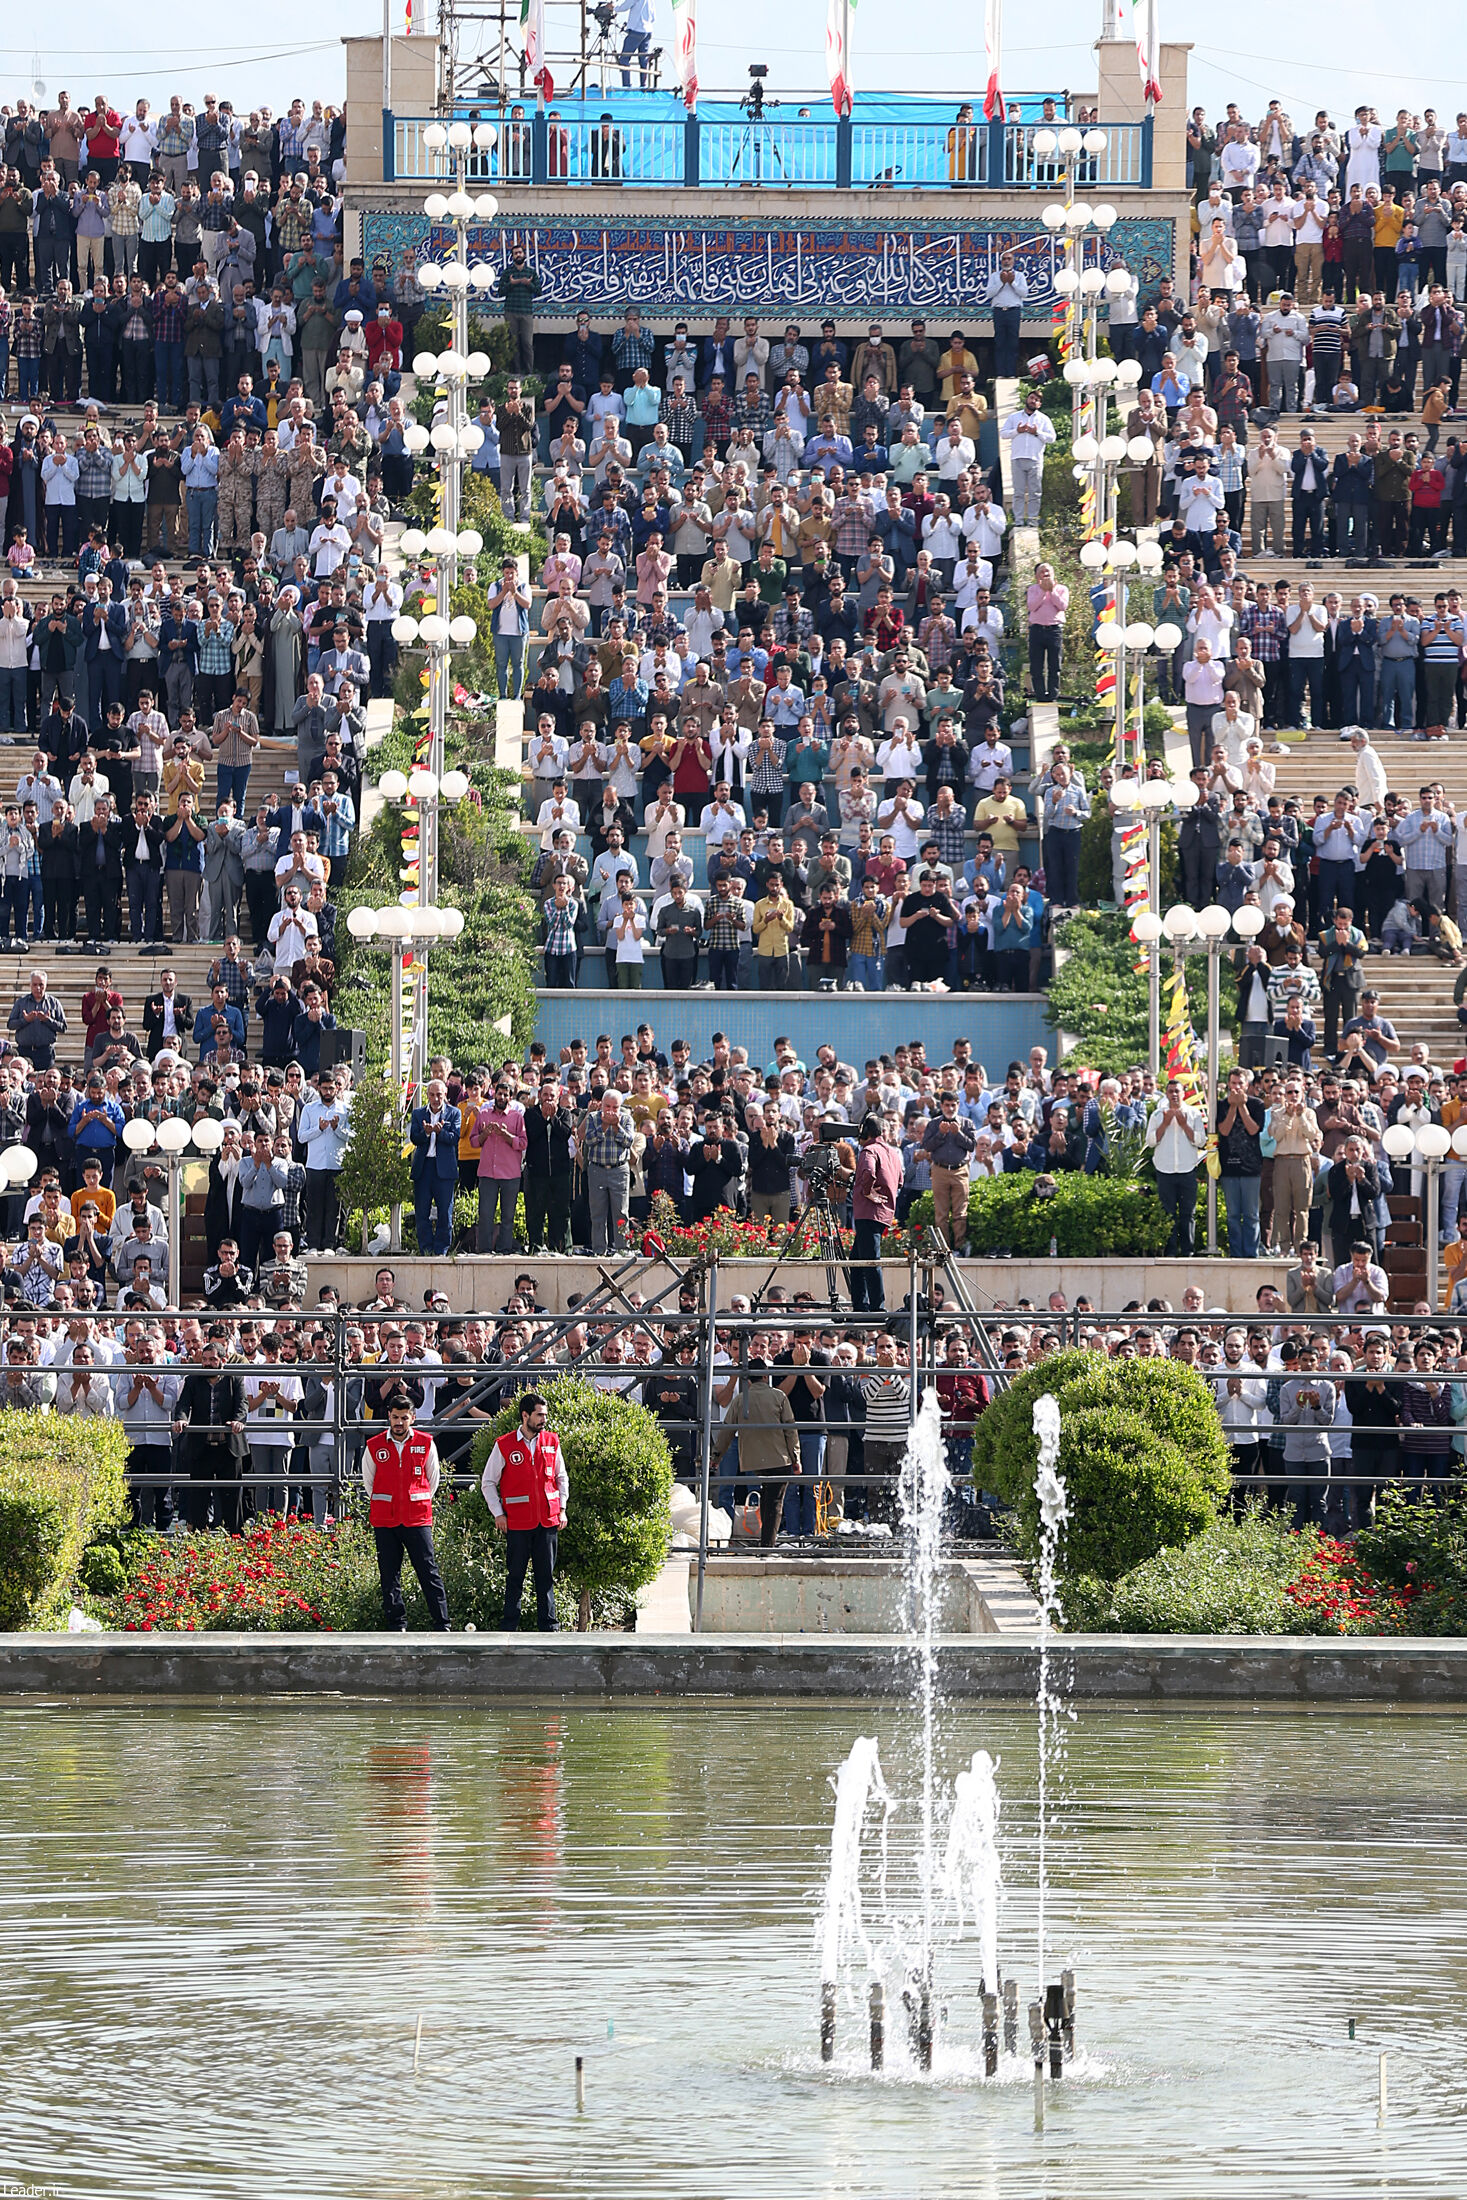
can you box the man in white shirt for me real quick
[999,390,1055,525]
[1261,297,1309,413]
[876,781,925,863]
[1145,1077,1207,1254]
[700,787,746,849]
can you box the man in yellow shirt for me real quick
[69,1155,117,1231]
[751,874,798,989]
[938,330,981,403]
[972,774,1029,858]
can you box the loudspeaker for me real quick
[1260,1036,1292,1073]
[320,1027,367,1078]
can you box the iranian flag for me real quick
[1135,0,1162,104]
[520,0,554,98]
[671,0,698,109]
[982,0,1004,121]
[826,0,853,119]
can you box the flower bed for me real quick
[1283,1536,1413,1634]
[646,1193,853,1262]
[109,1519,360,1633]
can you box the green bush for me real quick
[0,1410,130,1629]
[472,1377,674,1627]
[1047,909,1171,1078]
[1354,1486,1467,1634]
[969,1352,1230,1580]
[1061,1509,1330,1633]
[905,1170,1171,1258]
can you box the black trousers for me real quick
[186,1450,240,1533]
[304,1166,340,1251]
[504,1524,558,1630]
[129,1440,174,1529]
[1156,1166,1198,1255]
[83,869,122,941]
[374,1522,450,1630]
[523,1171,572,1252]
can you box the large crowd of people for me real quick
[1,76,1466,1552]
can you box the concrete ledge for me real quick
[5,1634,1467,1702]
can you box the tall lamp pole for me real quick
[1120,774,1199,1079]
[346,898,469,1249]
[120,1113,227,1303]
[408,120,501,1039]
[1384,1120,1456,1309]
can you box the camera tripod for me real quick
[729,95,786,187]
[757,1194,851,1309]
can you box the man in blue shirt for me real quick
[192,980,247,1060]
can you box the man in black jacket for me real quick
[688,1128,742,1222]
[922,723,970,800]
[746,1100,796,1224]
[172,1342,247,1533]
[39,806,79,943]
[522,1080,577,1253]
[203,1126,247,1251]
[1178,775,1224,908]
[642,1333,699,1482]
[142,969,192,1055]
[126,796,168,947]
[79,795,125,946]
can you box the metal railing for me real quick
[48,1294,1461,1622]
[387,110,1153,192]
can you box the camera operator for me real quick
[615,0,656,88]
[851,1111,901,1314]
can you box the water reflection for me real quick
[0,1702,1464,2199]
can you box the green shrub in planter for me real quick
[0,1410,130,1628]
[906,1171,1171,1258]
[472,1376,674,1627]
[1061,1510,1324,1633]
[969,1352,1230,1580]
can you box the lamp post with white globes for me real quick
[346,896,469,1103]
[0,1142,38,1237]
[346,897,469,1245]
[1382,1119,1460,1308]
[120,1112,226,1306]
[1153,899,1265,1252]
[1085,535,1177,775]
[1114,773,1200,1076]
[385,590,481,932]
[413,121,502,902]
[1035,172,1114,448]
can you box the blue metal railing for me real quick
[389,107,1153,192]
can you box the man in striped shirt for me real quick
[861,1334,912,1504]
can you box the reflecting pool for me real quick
[2,1700,1465,2198]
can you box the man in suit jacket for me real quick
[124,795,167,946]
[142,971,192,1055]
[81,583,129,720]
[410,1078,461,1257]
[266,787,326,863]
[1289,432,1327,558]
[79,794,126,945]
[203,805,246,941]
[40,807,80,944]
[172,1346,248,1532]
[203,1125,247,1249]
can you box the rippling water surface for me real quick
[2,1699,1465,2199]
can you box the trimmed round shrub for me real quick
[471,1375,674,1626]
[969,1352,1231,1581]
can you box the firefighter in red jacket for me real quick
[481,1390,570,1631]
[362,1384,451,1631]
